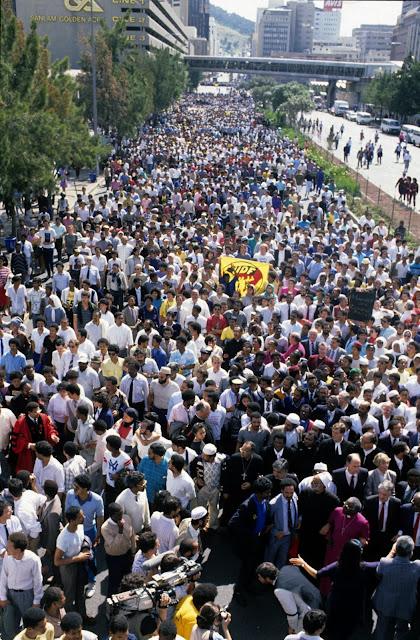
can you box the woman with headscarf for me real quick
[297,472,340,569]
[44,294,66,328]
[291,539,378,640]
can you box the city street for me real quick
[308,110,420,212]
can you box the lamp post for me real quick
[90,2,99,178]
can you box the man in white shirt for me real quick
[8,478,46,552]
[116,472,150,534]
[150,496,180,553]
[0,532,44,638]
[284,609,327,640]
[166,454,196,509]
[106,313,134,357]
[33,441,65,498]
[0,500,22,573]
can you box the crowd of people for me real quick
[0,90,419,640]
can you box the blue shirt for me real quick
[0,351,26,380]
[138,457,168,503]
[65,490,104,531]
[252,494,268,535]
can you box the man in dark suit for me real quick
[400,492,420,559]
[389,442,414,483]
[229,476,272,604]
[363,481,401,560]
[302,375,319,408]
[331,453,369,503]
[259,387,282,416]
[261,433,295,475]
[409,424,420,448]
[354,432,378,471]
[301,330,319,359]
[317,423,354,472]
[378,421,410,457]
[312,396,345,430]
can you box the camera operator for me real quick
[116,573,172,640]
[190,602,233,640]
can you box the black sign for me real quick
[348,289,376,322]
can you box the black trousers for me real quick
[105,550,133,596]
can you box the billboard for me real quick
[324,0,343,10]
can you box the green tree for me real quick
[148,48,188,112]
[362,72,395,116]
[390,56,420,121]
[0,8,100,235]
[274,82,312,125]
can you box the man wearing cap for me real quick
[190,443,225,530]
[177,506,208,552]
[149,367,180,433]
[77,355,100,400]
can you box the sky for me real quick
[211,0,403,37]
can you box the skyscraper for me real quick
[187,0,210,40]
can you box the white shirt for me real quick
[115,487,151,534]
[0,516,22,571]
[56,523,84,559]
[102,450,134,488]
[166,469,196,508]
[150,511,179,552]
[106,323,133,350]
[0,408,16,451]
[33,456,65,494]
[14,490,47,538]
[0,550,44,604]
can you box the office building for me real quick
[255,7,293,56]
[14,0,190,68]
[313,6,341,42]
[391,1,420,61]
[255,0,316,56]
[187,0,209,40]
[208,16,219,56]
[352,24,394,61]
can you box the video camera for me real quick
[107,559,201,614]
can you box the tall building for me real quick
[289,0,315,53]
[254,0,315,56]
[391,1,420,61]
[187,0,209,40]
[170,0,189,26]
[14,0,190,68]
[255,7,293,56]
[313,6,341,42]
[352,24,394,61]
[208,16,219,56]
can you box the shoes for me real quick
[85,582,96,598]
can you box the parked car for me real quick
[380,118,401,135]
[345,111,357,121]
[356,111,374,125]
[401,124,420,145]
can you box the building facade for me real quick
[187,0,209,40]
[391,1,420,61]
[352,24,394,61]
[255,7,293,56]
[14,0,190,68]
[313,6,341,42]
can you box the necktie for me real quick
[1,524,8,540]
[287,498,293,531]
[0,340,3,356]
[128,378,135,406]
[69,356,74,369]
[378,502,385,531]
[287,304,291,320]
[86,267,90,281]
[413,513,420,542]
[306,306,310,320]
[350,475,355,490]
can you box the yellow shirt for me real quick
[101,356,124,383]
[220,326,234,341]
[160,298,177,319]
[14,623,55,640]
[174,595,198,640]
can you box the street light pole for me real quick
[90,3,99,177]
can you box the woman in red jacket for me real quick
[10,401,59,472]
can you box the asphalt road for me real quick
[84,529,289,639]
[308,110,420,211]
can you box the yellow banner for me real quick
[220,257,270,297]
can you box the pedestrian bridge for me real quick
[184,55,399,82]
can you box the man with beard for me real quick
[221,441,264,525]
[149,366,179,434]
[297,473,340,569]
